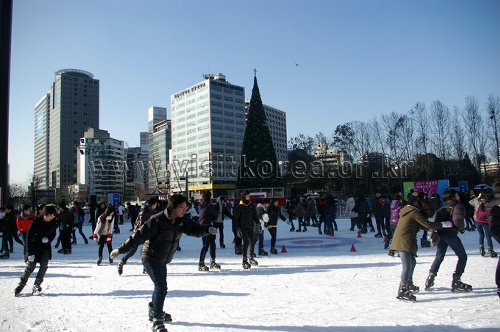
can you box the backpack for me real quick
[474,202,488,223]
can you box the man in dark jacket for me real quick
[371,191,386,237]
[0,205,18,259]
[110,194,216,332]
[197,191,220,271]
[486,181,500,298]
[14,205,58,296]
[232,190,260,269]
[425,188,472,292]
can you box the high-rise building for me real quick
[147,107,170,191]
[170,73,245,195]
[245,100,287,162]
[77,128,124,203]
[34,69,99,201]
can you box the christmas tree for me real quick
[237,73,282,189]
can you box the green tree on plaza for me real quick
[237,73,282,189]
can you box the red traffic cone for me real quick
[232,237,236,244]
[350,244,357,252]
[330,230,334,236]
[281,245,287,253]
[357,231,362,238]
[383,236,388,243]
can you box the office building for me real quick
[147,106,170,191]
[34,69,99,201]
[170,73,246,195]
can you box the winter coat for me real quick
[267,204,287,229]
[486,193,500,237]
[294,201,305,218]
[434,199,466,234]
[71,207,85,224]
[134,204,156,229]
[16,213,36,233]
[389,200,403,226]
[2,211,17,236]
[473,199,489,224]
[26,215,57,262]
[117,210,210,265]
[306,199,317,216]
[317,198,327,216]
[233,200,259,230]
[371,197,384,217]
[94,214,114,237]
[390,205,443,256]
[58,209,74,231]
[198,201,218,225]
[346,197,358,218]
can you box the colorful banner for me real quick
[403,180,450,197]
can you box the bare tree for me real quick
[429,100,451,178]
[463,95,488,180]
[450,108,466,162]
[409,102,430,179]
[486,94,500,179]
[288,134,315,155]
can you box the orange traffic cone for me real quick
[281,245,287,253]
[350,244,357,252]
[357,231,362,238]
[330,230,334,236]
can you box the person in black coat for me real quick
[197,191,219,271]
[232,190,260,268]
[14,205,58,296]
[110,194,216,332]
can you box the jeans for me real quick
[476,222,493,248]
[213,222,225,246]
[72,223,87,243]
[20,249,50,286]
[98,235,112,258]
[253,231,264,251]
[399,251,416,284]
[429,231,468,279]
[121,245,139,264]
[143,260,168,319]
[267,227,277,248]
[199,234,216,264]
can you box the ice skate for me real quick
[148,302,172,322]
[488,247,498,258]
[425,272,435,290]
[451,278,472,292]
[258,248,268,256]
[32,283,42,296]
[117,261,124,276]
[198,263,209,272]
[96,256,102,266]
[480,245,485,257]
[14,283,26,297]
[397,283,416,302]
[242,258,251,269]
[270,247,278,255]
[209,261,221,270]
[249,255,258,266]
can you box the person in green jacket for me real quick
[390,192,452,301]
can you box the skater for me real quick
[325,192,338,234]
[233,190,261,268]
[71,201,88,245]
[1,205,23,259]
[353,194,370,233]
[212,196,233,249]
[486,181,500,298]
[346,194,358,232]
[470,192,497,257]
[371,192,386,237]
[109,194,216,332]
[117,197,158,276]
[197,191,220,271]
[57,203,73,255]
[266,198,288,255]
[424,188,472,293]
[285,198,296,231]
[15,205,35,257]
[294,197,307,232]
[93,206,115,266]
[387,194,404,255]
[127,202,138,231]
[14,205,58,296]
[255,199,270,255]
[390,192,452,301]
[317,194,327,234]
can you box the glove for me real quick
[208,227,217,235]
[27,255,35,262]
[109,249,120,259]
[41,237,49,243]
[236,228,243,238]
[441,221,453,228]
[106,234,112,244]
[93,234,98,242]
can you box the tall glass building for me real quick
[170,73,245,196]
[147,106,170,191]
[34,69,99,201]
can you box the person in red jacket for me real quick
[16,204,36,259]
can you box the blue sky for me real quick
[8,0,499,185]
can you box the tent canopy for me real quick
[147,188,167,196]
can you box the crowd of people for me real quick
[1,183,499,331]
